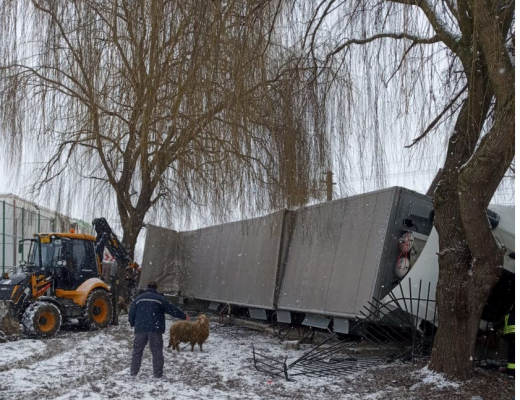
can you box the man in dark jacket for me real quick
[128,281,187,378]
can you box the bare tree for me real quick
[297,0,514,379]
[0,1,330,258]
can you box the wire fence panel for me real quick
[0,200,89,273]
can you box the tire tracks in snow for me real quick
[0,336,73,373]
[0,325,134,400]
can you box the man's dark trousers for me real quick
[131,332,164,377]
[128,287,186,378]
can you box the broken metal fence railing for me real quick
[252,345,292,380]
[253,279,437,380]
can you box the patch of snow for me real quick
[0,339,46,368]
[410,366,460,391]
[0,321,353,399]
[363,392,386,400]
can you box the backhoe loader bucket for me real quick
[0,301,21,342]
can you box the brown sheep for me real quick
[168,314,210,352]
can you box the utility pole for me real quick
[321,171,336,201]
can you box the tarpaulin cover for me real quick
[141,210,288,309]
[139,225,180,294]
[276,188,397,318]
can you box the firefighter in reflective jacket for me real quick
[504,304,515,378]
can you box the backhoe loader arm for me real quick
[92,218,140,272]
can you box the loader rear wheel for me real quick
[22,302,62,338]
[80,290,112,330]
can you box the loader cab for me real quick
[23,234,100,290]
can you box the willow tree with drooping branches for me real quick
[0,0,332,258]
[297,0,514,380]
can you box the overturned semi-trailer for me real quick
[140,187,514,333]
[382,204,515,330]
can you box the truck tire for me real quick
[22,302,62,338]
[80,290,112,330]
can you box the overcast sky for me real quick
[0,2,514,232]
[0,162,11,195]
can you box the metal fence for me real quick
[253,279,438,380]
[0,200,89,274]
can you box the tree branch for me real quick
[388,0,461,54]
[323,32,440,67]
[406,83,468,148]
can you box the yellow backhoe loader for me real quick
[0,218,139,339]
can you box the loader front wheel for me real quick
[22,302,62,338]
[81,290,112,330]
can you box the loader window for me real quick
[41,242,60,266]
[29,239,63,269]
[28,243,39,267]
[69,240,97,272]
[49,239,98,289]
[27,240,38,267]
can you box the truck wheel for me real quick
[22,302,62,338]
[81,290,112,330]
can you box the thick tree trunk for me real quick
[429,93,513,380]
[117,216,144,301]
[428,78,496,378]
[430,284,485,379]
[430,177,480,379]
[430,155,509,380]
[121,221,141,261]
[429,232,499,379]
[116,193,150,301]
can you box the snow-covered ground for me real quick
[0,319,514,400]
